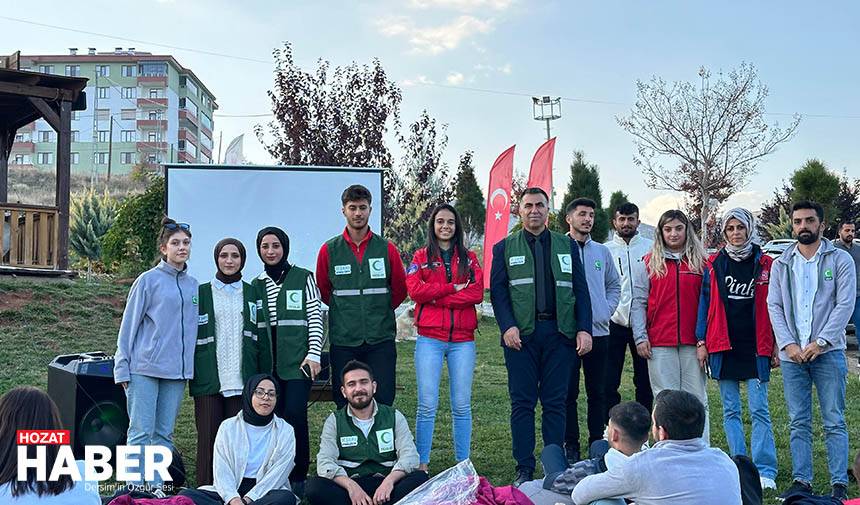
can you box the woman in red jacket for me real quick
[406,203,484,471]
[630,209,710,441]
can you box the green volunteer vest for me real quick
[190,282,269,397]
[253,267,312,381]
[504,230,577,338]
[334,403,398,478]
[326,233,395,347]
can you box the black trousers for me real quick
[193,394,243,486]
[305,472,428,505]
[565,334,609,452]
[330,340,397,409]
[273,377,311,484]
[604,322,653,416]
[180,478,297,505]
[503,319,577,471]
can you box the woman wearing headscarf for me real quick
[695,208,779,490]
[190,238,270,486]
[252,227,323,495]
[180,374,297,505]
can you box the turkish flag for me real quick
[482,145,515,288]
[527,137,556,202]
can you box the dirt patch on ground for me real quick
[96,295,126,310]
[0,290,33,311]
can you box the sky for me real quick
[3,0,859,224]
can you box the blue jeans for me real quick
[852,297,860,348]
[414,336,476,464]
[718,379,777,479]
[781,350,848,485]
[125,373,186,487]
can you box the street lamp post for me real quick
[532,96,561,141]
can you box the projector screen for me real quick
[165,164,384,283]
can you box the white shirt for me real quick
[243,423,274,478]
[212,279,245,396]
[791,243,822,347]
[353,416,375,438]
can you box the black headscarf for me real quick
[242,373,279,427]
[256,226,291,284]
[214,238,246,284]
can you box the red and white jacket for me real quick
[632,253,704,347]
[405,247,484,342]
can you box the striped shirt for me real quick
[260,270,325,363]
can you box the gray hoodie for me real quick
[767,239,856,361]
[570,234,621,337]
[113,260,200,383]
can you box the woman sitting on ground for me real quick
[180,374,297,505]
[0,386,100,504]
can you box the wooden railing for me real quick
[1,204,59,269]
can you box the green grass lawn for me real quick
[1,276,859,503]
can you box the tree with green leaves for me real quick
[791,159,841,226]
[606,190,629,229]
[556,151,609,242]
[70,187,117,279]
[762,207,793,240]
[102,175,165,276]
[453,150,484,247]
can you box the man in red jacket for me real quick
[316,185,407,408]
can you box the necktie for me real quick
[534,235,547,313]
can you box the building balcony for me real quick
[136,141,168,151]
[136,119,169,130]
[138,75,168,85]
[200,145,212,159]
[12,141,35,153]
[178,128,198,144]
[177,151,196,163]
[199,124,213,139]
[137,97,168,108]
[178,109,199,128]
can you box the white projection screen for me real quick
[165,164,384,283]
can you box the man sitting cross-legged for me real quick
[305,360,428,505]
[572,389,741,505]
[518,401,650,505]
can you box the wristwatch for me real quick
[696,340,706,348]
[816,338,829,348]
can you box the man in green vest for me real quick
[490,187,594,487]
[305,360,428,505]
[317,184,408,409]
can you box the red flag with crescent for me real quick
[482,145,515,288]
[527,137,556,201]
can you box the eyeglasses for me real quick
[164,222,190,231]
[253,388,277,399]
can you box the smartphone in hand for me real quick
[301,363,312,378]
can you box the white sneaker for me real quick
[760,476,777,490]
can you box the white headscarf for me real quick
[721,207,755,262]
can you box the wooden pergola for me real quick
[0,64,87,274]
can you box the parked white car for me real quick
[762,239,797,258]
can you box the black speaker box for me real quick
[47,352,129,458]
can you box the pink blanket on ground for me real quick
[473,476,534,505]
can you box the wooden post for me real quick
[0,132,7,203]
[56,100,71,270]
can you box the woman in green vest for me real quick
[253,226,324,495]
[190,238,269,486]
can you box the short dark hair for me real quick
[608,401,651,446]
[519,187,549,202]
[615,202,639,218]
[653,389,705,440]
[341,360,374,382]
[341,184,372,206]
[791,200,824,222]
[839,221,856,230]
[566,197,596,214]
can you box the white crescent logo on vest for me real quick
[376,428,395,452]
[558,253,572,273]
[368,258,386,279]
[285,290,303,310]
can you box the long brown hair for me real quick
[425,204,471,280]
[0,387,74,496]
[648,209,706,278]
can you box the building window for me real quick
[139,62,167,77]
[94,152,108,165]
[121,130,135,142]
[121,109,136,120]
[148,132,158,142]
[39,131,53,143]
[148,88,163,99]
[38,65,54,74]
[181,76,199,97]
[201,113,213,131]
[148,110,160,120]
[14,154,24,164]
[37,152,52,164]
[71,110,79,121]
[121,87,137,99]
[147,154,158,163]
[71,153,79,165]
[96,65,110,77]
[98,130,110,142]
[178,140,186,151]
[179,98,198,116]
[121,152,134,164]
[71,130,80,142]
[201,132,213,150]
[121,65,137,77]
[65,65,80,77]
[14,134,23,143]
[96,109,110,121]
[97,87,109,99]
